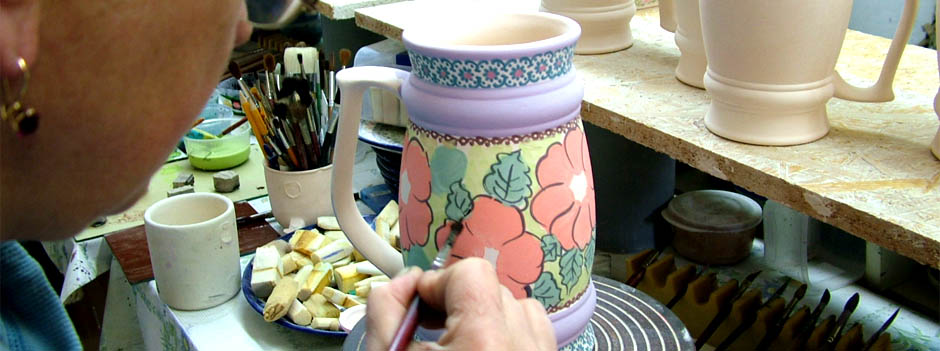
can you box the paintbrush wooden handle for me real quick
[219,116,249,136]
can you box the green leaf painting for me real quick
[482,150,532,208]
[404,247,432,270]
[531,272,561,307]
[430,146,468,194]
[445,181,473,222]
[541,235,562,262]
[583,235,595,273]
[559,248,584,293]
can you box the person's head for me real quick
[0,0,253,241]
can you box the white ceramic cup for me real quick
[144,193,241,310]
[263,164,333,232]
[658,0,706,88]
[540,0,635,54]
[700,0,918,146]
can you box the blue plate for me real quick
[358,120,405,153]
[242,215,375,336]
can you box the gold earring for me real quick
[1,58,39,135]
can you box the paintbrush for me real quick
[388,221,463,351]
[695,270,762,349]
[219,116,248,137]
[229,61,259,108]
[823,292,860,351]
[191,118,205,128]
[792,289,832,350]
[290,93,321,167]
[755,283,808,351]
[264,54,278,105]
[626,248,664,287]
[714,277,792,351]
[666,265,710,308]
[861,308,899,351]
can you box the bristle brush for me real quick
[263,54,278,103]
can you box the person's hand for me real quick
[366,257,556,350]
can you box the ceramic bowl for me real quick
[662,190,762,265]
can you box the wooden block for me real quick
[704,290,762,348]
[636,254,677,303]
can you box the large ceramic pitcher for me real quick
[700,0,919,146]
[658,0,706,88]
[332,12,597,349]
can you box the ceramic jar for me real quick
[658,0,706,88]
[540,0,636,54]
[700,0,919,146]
[332,12,597,350]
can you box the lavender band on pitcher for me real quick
[408,45,576,89]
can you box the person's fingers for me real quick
[365,267,423,351]
[416,258,504,318]
[417,258,508,349]
[520,298,557,351]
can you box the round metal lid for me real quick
[663,190,762,232]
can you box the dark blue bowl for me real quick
[241,215,375,336]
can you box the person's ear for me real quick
[0,0,40,78]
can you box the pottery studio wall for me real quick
[849,0,936,46]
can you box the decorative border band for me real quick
[409,118,581,147]
[408,45,575,89]
[547,286,588,314]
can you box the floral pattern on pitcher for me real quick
[398,119,596,311]
[398,137,433,250]
[531,129,596,251]
[408,45,575,89]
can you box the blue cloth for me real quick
[0,241,81,351]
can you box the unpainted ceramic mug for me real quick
[700,0,918,146]
[144,193,241,310]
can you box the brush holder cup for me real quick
[332,12,598,350]
[700,0,919,146]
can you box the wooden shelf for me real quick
[315,0,407,20]
[354,2,940,268]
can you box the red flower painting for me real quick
[437,196,543,299]
[531,129,596,250]
[399,137,433,250]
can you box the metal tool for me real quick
[755,283,808,350]
[694,270,762,349]
[861,308,899,351]
[823,292,860,350]
[626,248,664,287]
[714,277,791,351]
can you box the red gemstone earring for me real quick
[1,58,39,135]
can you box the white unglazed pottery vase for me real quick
[658,0,706,88]
[700,0,918,146]
[541,0,635,54]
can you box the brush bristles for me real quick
[228,61,242,79]
[264,54,277,73]
[339,49,351,67]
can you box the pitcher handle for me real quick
[659,0,677,32]
[833,0,918,102]
[333,66,410,276]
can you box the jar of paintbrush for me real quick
[232,45,339,232]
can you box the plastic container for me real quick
[183,118,251,170]
[662,190,762,265]
[763,200,865,291]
